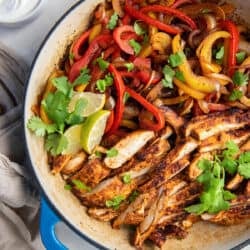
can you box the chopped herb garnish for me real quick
[106,148,118,157]
[69,53,74,60]
[96,57,110,71]
[169,51,185,67]
[134,21,146,35]
[128,190,139,203]
[96,74,114,92]
[27,116,57,136]
[64,184,72,190]
[66,98,87,125]
[45,133,68,156]
[123,92,130,104]
[107,12,119,30]
[124,62,134,72]
[95,151,102,158]
[229,89,243,101]
[162,65,175,88]
[129,39,141,55]
[72,179,91,191]
[175,70,185,82]
[236,51,246,64]
[105,195,125,209]
[238,163,250,179]
[232,71,249,86]
[122,174,132,184]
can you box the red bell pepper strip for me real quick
[170,0,197,9]
[69,34,112,82]
[107,64,126,135]
[141,5,197,30]
[124,0,182,35]
[220,20,239,76]
[125,86,165,131]
[113,25,137,55]
[72,29,91,61]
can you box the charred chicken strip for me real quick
[104,130,154,169]
[134,182,201,248]
[70,158,110,189]
[199,129,250,153]
[51,154,71,174]
[81,176,138,207]
[184,109,250,140]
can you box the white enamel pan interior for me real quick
[24,0,250,249]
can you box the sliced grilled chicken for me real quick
[111,127,172,177]
[140,158,190,192]
[201,196,250,225]
[134,182,200,248]
[189,152,213,180]
[62,152,87,175]
[184,109,250,140]
[157,106,185,132]
[199,129,250,153]
[104,130,154,169]
[240,139,250,151]
[81,176,138,207]
[70,158,110,189]
[149,224,188,248]
[87,204,127,222]
[52,154,71,174]
[112,189,158,228]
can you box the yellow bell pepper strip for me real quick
[196,31,230,74]
[238,56,250,73]
[173,78,206,100]
[172,34,219,93]
[88,23,102,43]
[40,70,64,123]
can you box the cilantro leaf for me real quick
[162,65,175,88]
[124,62,134,72]
[169,51,185,67]
[96,57,109,71]
[238,163,250,179]
[229,89,243,101]
[106,148,118,157]
[96,74,113,92]
[236,51,246,64]
[185,203,207,214]
[42,91,70,126]
[72,179,91,191]
[122,174,132,184]
[223,141,239,158]
[221,157,237,175]
[223,190,236,201]
[53,76,73,97]
[105,195,125,209]
[134,21,146,35]
[107,12,118,30]
[45,133,68,156]
[238,152,250,164]
[66,98,87,125]
[27,116,57,136]
[129,39,141,55]
[73,68,91,86]
[232,71,249,86]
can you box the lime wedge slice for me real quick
[68,92,106,117]
[81,110,110,154]
[62,124,82,155]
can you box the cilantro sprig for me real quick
[169,51,185,67]
[186,141,250,215]
[105,195,125,210]
[232,71,249,86]
[107,12,119,30]
[96,73,113,92]
[129,39,141,55]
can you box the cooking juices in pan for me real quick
[27,0,250,248]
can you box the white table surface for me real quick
[0,0,98,249]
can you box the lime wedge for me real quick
[68,92,106,117]
[81,110,110,154]
[62,124,82,155]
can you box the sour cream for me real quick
[0,0,43,24]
